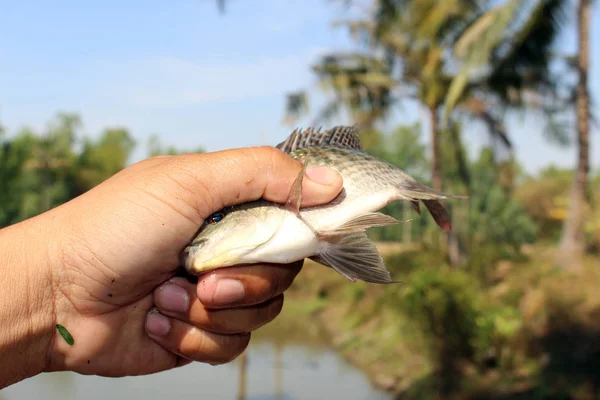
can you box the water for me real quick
[0,334,391,400]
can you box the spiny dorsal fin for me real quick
[276,125,364,153]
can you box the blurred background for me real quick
[1,0,599,399]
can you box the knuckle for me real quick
[270,264,300,297]
[212,334,251,365]
[266,295,285,321]
[267,267,285,300]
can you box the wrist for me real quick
[0,212,60,388]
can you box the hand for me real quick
[0,146,342,385]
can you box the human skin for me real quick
[0,146,343,389]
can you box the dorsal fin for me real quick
[276,125,364,153]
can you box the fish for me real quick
[180,126,466,284]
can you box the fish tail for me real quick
[423,199,452,232]
[394,180,467,232]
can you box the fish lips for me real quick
[179,243,200,271]
[179,242,257,274]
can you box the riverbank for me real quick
[276,243,600,400]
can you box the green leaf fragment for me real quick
[56,324,74,345]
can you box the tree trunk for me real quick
[556,0,590,270]
[429,105,442,193]
[429,105,466,266]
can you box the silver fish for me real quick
[180,126,465,284]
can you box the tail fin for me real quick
[396,180,468,232]
[423,200,452,232]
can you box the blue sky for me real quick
[0,0,598,175]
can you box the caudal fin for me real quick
[423,200,452,232]
[396,180,468,232]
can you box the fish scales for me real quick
[291,146,413,197]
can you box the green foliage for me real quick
[401,267,481,362]
[76,128,136,192]
[465,148,538,271]
[0,113,138,228]
[515,166,574,241]
[0,132,35,225]
[147,134,205,157]
[0,114,81,225]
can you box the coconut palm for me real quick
[446,0,591,267]
[557,0,592,268]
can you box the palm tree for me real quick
[446,0,590,268]
[557,0,591,269]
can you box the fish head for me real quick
[180,203,283,274]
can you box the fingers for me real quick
[196,261,303,308]
[146,262,301,364]
[155,146,343,218]
[145,309,251,365]
[153,277,286,334]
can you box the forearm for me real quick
[0,213,58,388]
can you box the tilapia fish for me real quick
[180,126,465,284]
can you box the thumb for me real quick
[164,146,343,218]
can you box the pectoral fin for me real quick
[318,212,402,236]
[284,163,307,215]
[311,233,398,284]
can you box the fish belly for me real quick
[243,213,320,265]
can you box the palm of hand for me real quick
[50,158,205,375]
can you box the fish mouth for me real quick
[180,244,256,275]
[179,245,197,270]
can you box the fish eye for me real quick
[207,212,225,224]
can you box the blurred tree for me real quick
[0,128,31,226]
[401,267,482,395]
[557,0,592,269]
[467,148,538,275]
[444,0,570,118]
[514,167,573,241]
[147,134,205,156]
[75,128,137,193]
[22,113,81,214]
[0,113,142,228]
[440,0,593,266]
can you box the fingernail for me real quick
[306,167,340,186]
[146,311,171,336]
[213,279,245,305]
[156,282,190,313]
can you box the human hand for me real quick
[2,146,342,382]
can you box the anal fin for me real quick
[311,233,399,284]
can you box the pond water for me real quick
[0,317,391,400]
